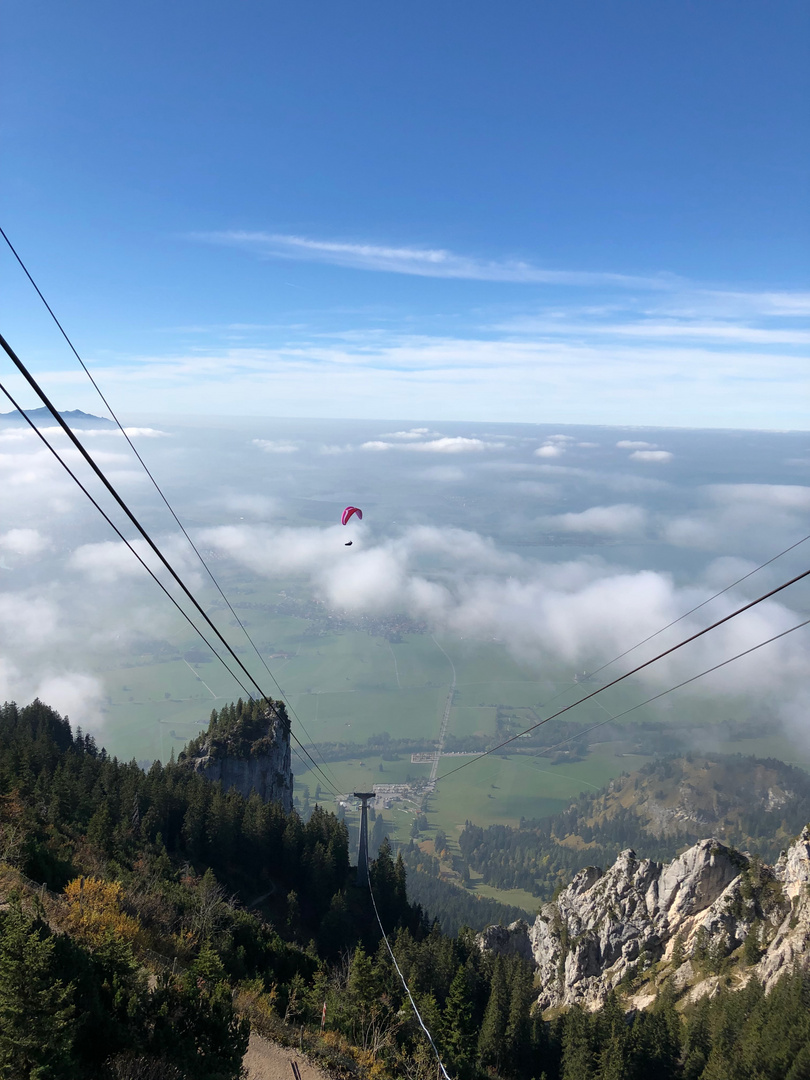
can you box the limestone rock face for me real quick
[184,704,293,813]
[480,830,810,1011]
[775,824,810,899]
[479,920,534,965]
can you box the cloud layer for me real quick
[2,418,808,749]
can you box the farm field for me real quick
[467,875,539,916]
[295,753,433,798]
[91,559,807,924]
[429,748,648,836]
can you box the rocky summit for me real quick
[182,699,294,813]
[481,827,810,1012]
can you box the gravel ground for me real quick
[243,1032,334,1080]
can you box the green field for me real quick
[295,753,433,796]
[467,874,539,917]
[448,705,498,738]
[89,567,810,911]
[431,748,646,836]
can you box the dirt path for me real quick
[243,1033,333,1080]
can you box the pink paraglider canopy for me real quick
[341,506,363,526]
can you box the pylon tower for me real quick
[354,791,376,886]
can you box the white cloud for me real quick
[69,540,151,583]
[253,439,299,453]
[543,504,648,535]
[194,519,807,713]
[707,484,810,510]
[412,437,504,453]
[380,428,435,439]
[46,427,170,439]
[33,673,105,731]
[194,231,666,289]
[0,592,61,649]
[630,450,673,462]
[663,483,810,553]
[0,528,49,556]
[68,534,202,587]
[617,440,657,449]
[121,427,170,438]
[362,436,503,454]
[535,444,565,458]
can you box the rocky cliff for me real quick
[181,698,293,813]
[480,827,810,1012]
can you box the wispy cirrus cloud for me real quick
[193,231,810,325]
[193,231,671,289]
[501,317,810,346]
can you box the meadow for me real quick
[97,576,792,877]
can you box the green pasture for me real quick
[713,736,810,770]
[289,686,446,743]
[429,748,648,838]
[389,635,455,688]
[293,753,433,797]
[448,706,498,738]
[467,874,538,917]
[99,659,245,762]
[271,632,401,693]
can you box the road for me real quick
[428,635,456,790]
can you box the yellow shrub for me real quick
[63,876,142,949]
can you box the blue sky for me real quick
[2,0,808,426]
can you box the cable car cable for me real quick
[0,225,344,794]
[522,615,810,768]
[435,566,809,783]
[0,339,343,797]
[367,874,452,1078]
[0,375,333,793]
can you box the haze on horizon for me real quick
[0,414,808,765]
[1,3,808,767]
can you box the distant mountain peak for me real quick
[0,406,115,427]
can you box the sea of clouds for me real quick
[1,417,808,742]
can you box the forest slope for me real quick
[458,754,810,899]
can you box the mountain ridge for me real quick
[481,828,810,1014]
[0,406,114,427]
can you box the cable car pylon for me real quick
[354,792,376,886]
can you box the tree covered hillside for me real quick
[2,698,810,1080]
[459,755,810,899]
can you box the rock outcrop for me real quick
[183,700,293,813]
[481,828,810,1012]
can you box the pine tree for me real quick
[560,1005,596,1080]
[477,957,509,1072]
[0,903,76,1077]
[442,965,476,1079]
[504,960,534,1077]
